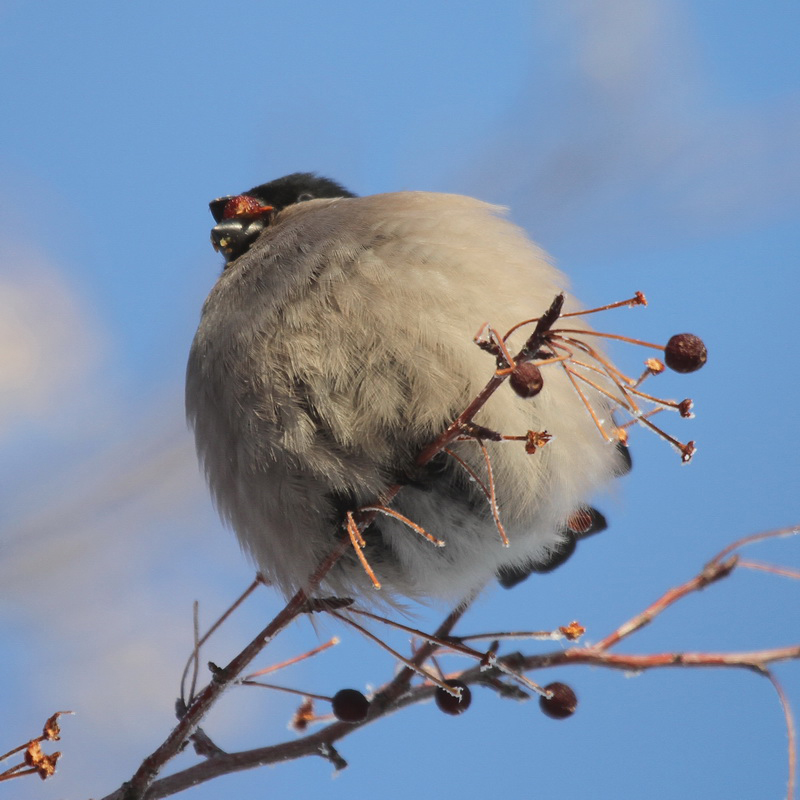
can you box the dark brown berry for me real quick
[510,361,544,398]
[539,682,578,719]
[664,334,707,373]
[331,689,370,722]
[435,680,472,715]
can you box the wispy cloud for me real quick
[462,0,800,247]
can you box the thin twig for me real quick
[765,670,797,800]
[738,560,800,580]
[561,361,614,442]
[243,638,339,680]
[708,526,800,566]
[553,327,664,351]
[116,539,351,800]
[359,505,445,547]
[327,610,453,693]
[474,440,509,546]
[104,641,799,800]
[343,606,488,663]
[554,645,800,671]
[179,577,263,703]
[240,681,333,702]
[503,291,646,339]
[592,557,739,651]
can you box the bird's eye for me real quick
[297,193,315,203]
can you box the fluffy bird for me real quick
[186,173,628,604]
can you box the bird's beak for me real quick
[209,195,234,223]
[210,216,270,263]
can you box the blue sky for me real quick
[1,2,798,798]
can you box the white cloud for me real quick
[0,242,103,434]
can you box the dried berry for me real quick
[435,680,472,715]
[509,361,544,398]
[291,698,315,732]
[331,689,370,722]
[664,334,707,373]
[558,621,585,641]
[677,398,694,418]
[539,682,578,719]
[524,430,552,454]
[222,194,274,219]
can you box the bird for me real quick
[186,172,629,605]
